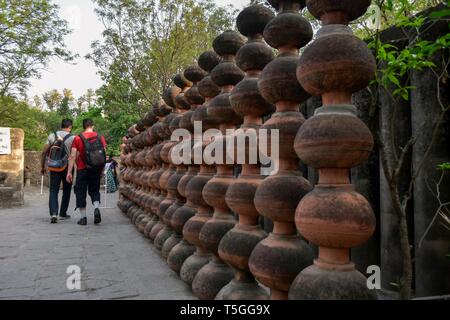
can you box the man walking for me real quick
[67,119,106,225]
[41,119,75,223]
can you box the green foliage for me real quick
[88,0,237,107]
[83,0,237,155]
[438,162,450,171]
[72,106,136,156]
[0,0,76,96]
[0,95,49,150]
[368,2,450,100]
[58,96,73,117]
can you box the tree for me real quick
[42,89,62,111]
[77,88,96,110]
[0,0,76,96]
[88,0,237,106]
[43,89,62,111]
[56,89,75,117]
[0,95,49,150]
[32,95,43,110]
[58,96,72,117]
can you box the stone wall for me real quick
[24,151,50,188]
[0,128,24,208]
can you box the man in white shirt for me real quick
[41,119,75,223]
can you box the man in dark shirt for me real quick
[67,119,106,225]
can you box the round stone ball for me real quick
[135,120,146,132]
[174,93,190,110]
[294,108,374,169]
[163,86,182,108]
[289,264,378,300]
[142,111,157,127]
[230,77,274,118]
[236,5,274,38]
[297,25,376,96]
[213,30,245,57]
[259,53,311,104]
[249,234,313,293]
[184,86,205,106]
[208,93,242,125]
[197,76,221,99]
[264,12,313,50]
[295,185,376,249]
[306,0,371,22]
[210,61,244,87]
[236,41,274,72]
[173,73,193,89]
[184,65,207,83]
[198,50,222,73]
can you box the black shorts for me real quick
[74,168,102,209]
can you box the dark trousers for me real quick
[74,168,102,209]
[49,170,72,217]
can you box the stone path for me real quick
[0,187,195,300]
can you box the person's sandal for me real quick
[77,217,87,225]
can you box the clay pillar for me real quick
[217,9,275,298]
[192,28,248,299]
[136,111,159,234]
[164,66,206,263]
[149,97,178,241]
[144,103,172,238]
[167,63,208,273]
[155,75,192,252]
[250,0,314,300]
[289,0,378,300]
[179,51,222,286]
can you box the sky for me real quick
[27,0,248,100]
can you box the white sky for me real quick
[27,0,249,100]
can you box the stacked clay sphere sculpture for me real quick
[157,74,192,256]
[168,53,221,275]
[217,5,275,300]
[149,99,177,241]
[179,51,222,286]
[192,30,246,300]
[161,66,204,259]
[144,117,165,238]
[166,65,206,271]
[289,0,377,300]
[250,0,315,300]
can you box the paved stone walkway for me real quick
[0,187,195,300]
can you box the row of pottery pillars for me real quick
[117,0,377,300]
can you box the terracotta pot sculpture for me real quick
[161,71,199,259]
[178,51,221,285]
[155,75,192,252]
[289,0,377,300]
[149,99,177,241]
[192,29,246,300]
[167,64,207,273]
[249,0,315,300]
[217,6,275,300]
